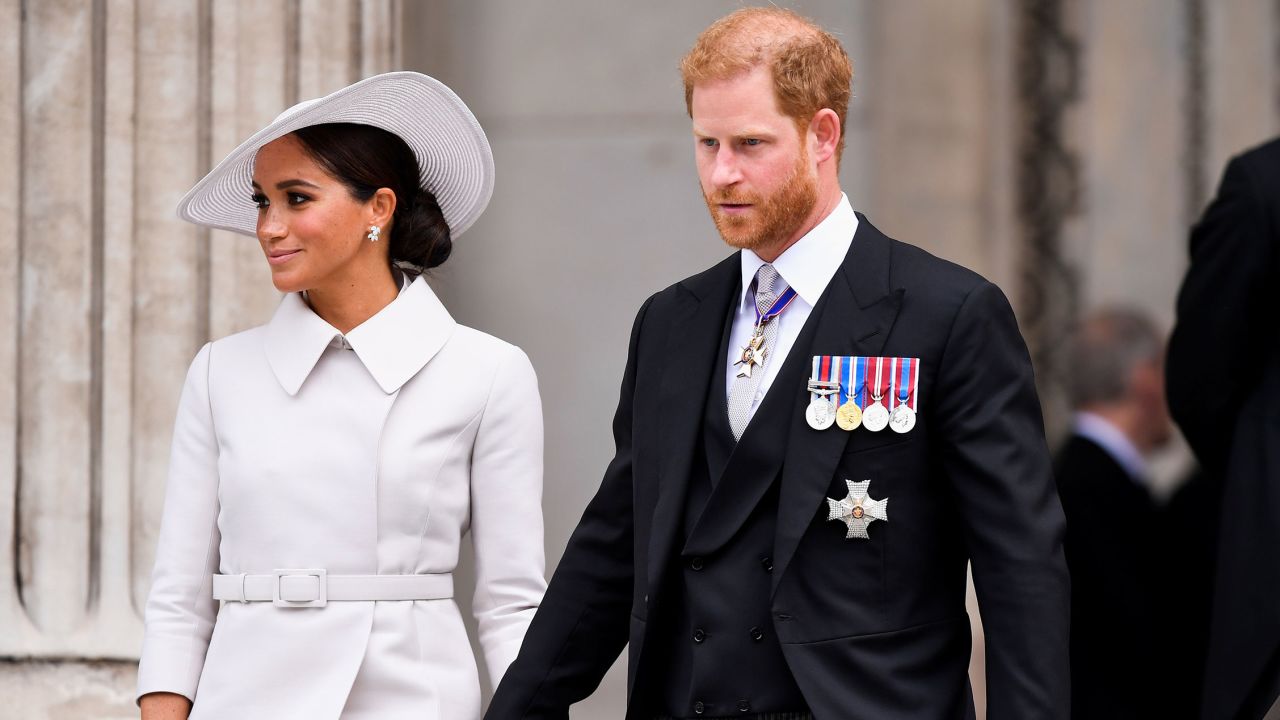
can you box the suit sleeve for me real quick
[485,295,654,720]
[1167,154,1276,470]
[137,343,222,703]
[470,344,549,685]
[933,281,1070,719]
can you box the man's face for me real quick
[691,65,817,252]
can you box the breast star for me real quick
[826,479,888,540]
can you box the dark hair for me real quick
[291,122,452,269]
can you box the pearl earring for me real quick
[367,225,381,242]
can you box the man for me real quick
[488,8,1069,719]
[1055,309,1179,718]
[1167,137,1280,720]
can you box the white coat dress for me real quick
[137,275,547,719]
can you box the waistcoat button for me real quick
[693,628,707,643]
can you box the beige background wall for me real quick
[1,1,1277,718]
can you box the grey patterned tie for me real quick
[728,264,786,440]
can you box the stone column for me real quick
[0,1,401,715]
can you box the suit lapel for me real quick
[772,215,903,595]
[646,255,739,595]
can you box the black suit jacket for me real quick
[488,215,1070,719]
[1168,136,1280,720]
[1055,434,1165,719]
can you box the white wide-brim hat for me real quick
[177,71,494,238]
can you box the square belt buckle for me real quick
[272,568,327,608]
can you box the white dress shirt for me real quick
[724,193,858,421]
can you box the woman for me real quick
[136,72,546,719]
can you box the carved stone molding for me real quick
[1015,0,1082,433]
[0,0,402,661]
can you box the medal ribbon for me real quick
[810,355,840,403]
[909,356,920,410]
[852,356,866,408]
[840,355,853,406]
[754,286,798,328]
[897,357,913,409]
[875,357,888,404]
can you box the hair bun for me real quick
[392,186,452,270]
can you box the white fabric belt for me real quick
[212,569,453,608]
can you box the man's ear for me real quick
[809,108,841,165]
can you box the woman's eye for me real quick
[287,192,310,205]
[250,193,268,209]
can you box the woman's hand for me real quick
[139,692,192,719]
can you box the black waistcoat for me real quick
[647,305,808,718]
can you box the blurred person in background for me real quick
[488,7,1068,719]
[1168,137,1280,720]
[1056,308,1180,719]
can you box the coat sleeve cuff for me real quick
[136,633,207,705]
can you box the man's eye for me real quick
[743,138,761,146]
[700,138,718,148]
[251,193,268,209]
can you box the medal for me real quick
[806,356,840,430]
[888,357,917,433]
[733,285,798,379]
[806,397,836,430]
[835,355,863,431]
[889,404,916,433]
[826,478,889,539]
[735,331,766,378]
[861,357,890,432]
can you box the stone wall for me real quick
[0,0,401,716]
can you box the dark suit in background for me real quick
[1167,136,1280,720]
[1055,433,1165,719]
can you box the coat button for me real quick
[690,556,705,571]
[694,700,706,714]
[760,556,773,572]
[693,628,707,643]
[750,626,764,641]
[738,700,752,713]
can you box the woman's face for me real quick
[251,133,387,293]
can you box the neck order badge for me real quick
[808,356,921,434]
[734,285,798,379]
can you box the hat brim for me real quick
[177,71,494,239]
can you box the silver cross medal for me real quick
[826,479,888,539]
[735,326,767,378]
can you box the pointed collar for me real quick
[738,193,858,312]
[264,275,457,396]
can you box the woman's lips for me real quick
[267,249,302,266]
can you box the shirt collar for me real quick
[739,193,859,313]
[1073,411,1151,485]
[265,274,456,396]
